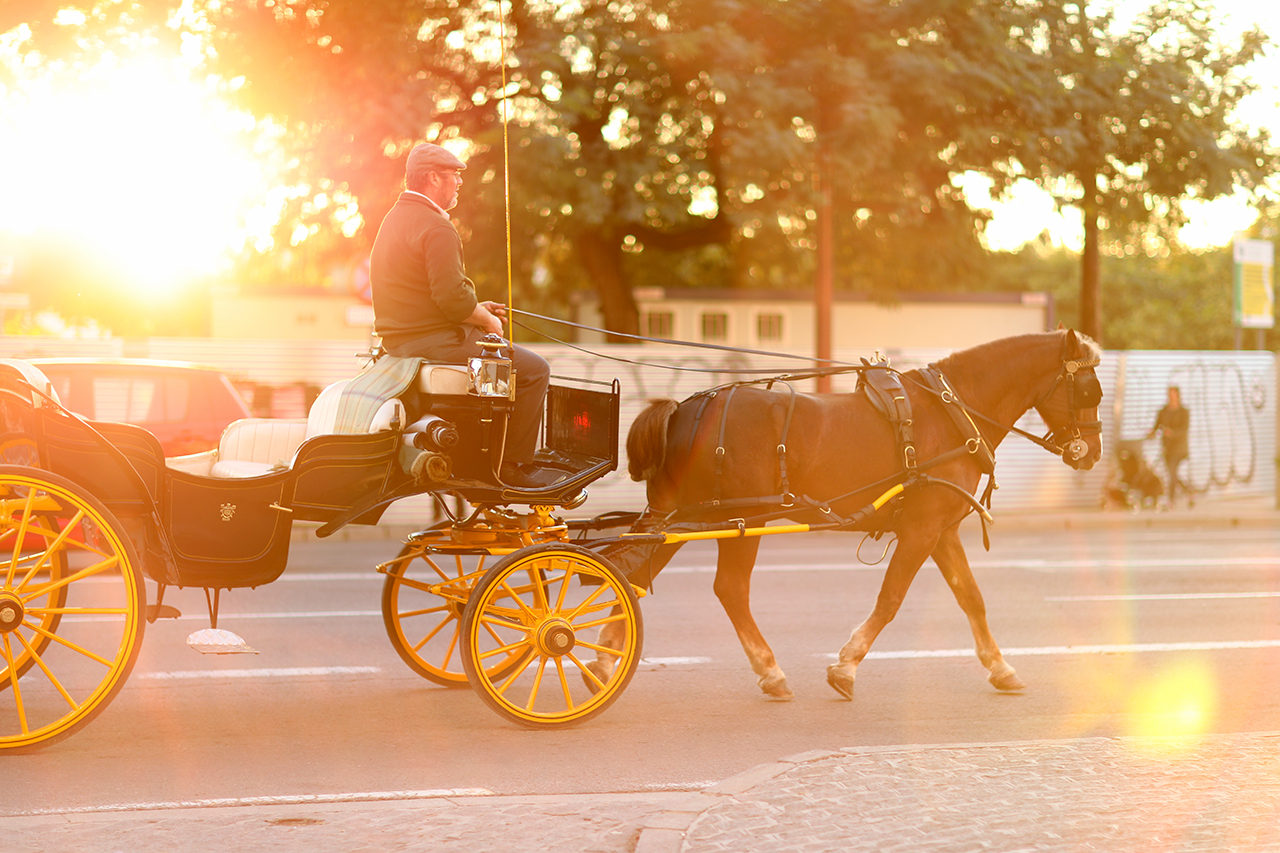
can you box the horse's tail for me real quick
[627,398,679,482]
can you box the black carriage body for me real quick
[1,360,621,590]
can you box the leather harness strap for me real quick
[918,367,996,477]
[710,381,799,506]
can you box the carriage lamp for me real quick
[469,335,516,399]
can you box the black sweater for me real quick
[369,192,478,348]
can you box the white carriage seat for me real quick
[204,379,406,479]
[166,358,469,478]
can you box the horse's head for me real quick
[1032,329,1104,471]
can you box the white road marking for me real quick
[7,789,495,818]
[661,556,1280,574]
[138,666,381,680]
[823,639,1280,660]
[641,656,712,665]
[1047,592,1280,601]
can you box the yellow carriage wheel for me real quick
[0,466,145,752]
[460,544,642,728]
[382,537,528,687]
[0,508,68,689]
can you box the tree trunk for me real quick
[1080,181,1102,344]
[577,230,639,341]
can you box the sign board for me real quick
[0,255,13,286]
[1233,238,1275,329]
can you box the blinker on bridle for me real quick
[1037,348,1103,462]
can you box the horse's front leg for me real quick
[932,522,1025,692]
[827,531,936,699]
[713,536,792,699]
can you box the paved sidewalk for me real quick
[7,733,1280,853]
[636,733,1280,853]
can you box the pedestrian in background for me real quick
[1147,385,1192,509]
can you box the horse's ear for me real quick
[1056,321,1065,330]
[1066,328,1078,348]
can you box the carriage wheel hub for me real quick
[0,592,24,633]
[535,617,576,657]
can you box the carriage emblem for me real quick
[219,503,237,522]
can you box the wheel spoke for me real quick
[525,656,549,711]
[23,606,129,618]
[4,635,30,734]
[571,611,629,632]
[478,637,531,663]
[24,620,116,668]
[567,652,607,691]
[5,489,39,586]
[438,623,460,671]
[563,583,611,622]
[15,508,88,585]
[552,564,575,612]
[409,614,453,653]
[574,639,626,659]
[398,603,451,620]
[554,657,574,711]
[496,649,538,694]
[15,630,78,710]
[20,554,120,603]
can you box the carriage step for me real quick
[187,628,260,655]
[146,604,182,622]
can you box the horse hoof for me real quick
[826,665,855,700]
[759,673,794,701]
[583,661,611,694]
[988,663,1026,692]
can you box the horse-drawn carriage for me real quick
[1,328,1104,752]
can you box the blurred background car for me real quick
[30,358,253,456]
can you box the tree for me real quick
[998,0,1273,344]
[6,0,1272,345]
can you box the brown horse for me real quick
[613,329,1103,700]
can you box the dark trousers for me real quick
[1163,449,1189,502]
[389,327,550,464]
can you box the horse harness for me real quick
[673,343,1100,543]
[690,362,997,514]
[1036,345,1103,463]
[859,361,998,505]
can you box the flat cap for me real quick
[406,143,467,172]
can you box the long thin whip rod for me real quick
[496,1,514,339]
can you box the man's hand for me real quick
[465,302,505,337]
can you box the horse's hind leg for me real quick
[932,523,1025,692]
[714,536,792,700]
[827,532,935,699]
[584,607,626,691]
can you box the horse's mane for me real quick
[930,329,1101,377]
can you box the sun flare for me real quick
[0,49,273,298]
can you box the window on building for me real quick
[701,312,728,342]
[757,312,784,342]
[643,310,674,340]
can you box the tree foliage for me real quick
[3,0,1275,345]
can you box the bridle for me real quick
[1033,344,1103,463]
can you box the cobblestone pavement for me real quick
[638,733,1280,853]
[4,792,685,853]
[8,733,1280,853]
